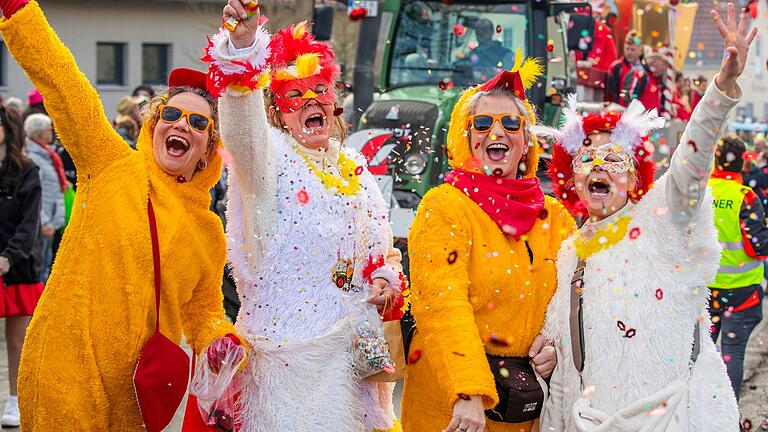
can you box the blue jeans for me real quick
[709,285,764,399]
[41,237,52,283]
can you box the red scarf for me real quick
[445,169,545,240]
[33,141,67,192]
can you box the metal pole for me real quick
[352,5,382,130]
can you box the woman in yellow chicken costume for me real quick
[401,56,575,432]
[0,1,236,429]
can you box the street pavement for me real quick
[0,305,763,431]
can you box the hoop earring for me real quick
[197,158,209,170]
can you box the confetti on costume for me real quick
[196,20,406,432]
[401,54,576,432]
[535,81,743,430]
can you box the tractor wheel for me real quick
[336,276,346,288]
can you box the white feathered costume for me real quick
[535,80,742,431]
[196,25,403,432]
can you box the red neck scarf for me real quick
[445,169,545,240]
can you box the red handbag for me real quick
[133,199,191,431]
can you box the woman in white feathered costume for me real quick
[187,2,406,431]
[534,5,755,431]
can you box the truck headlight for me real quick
[404,154,426,175]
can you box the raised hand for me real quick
[224,0,261,49]
[712,3,757,94]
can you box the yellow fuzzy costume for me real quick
[401,58,575,432]
[1,3,234,430]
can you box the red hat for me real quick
[168,68,209,93]
[476,70,528,101]
[28,88,43,105]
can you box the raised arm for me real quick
[203,1,274,270]
[0,1,130,180]
[664,3,754,225]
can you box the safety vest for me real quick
[709,177,764,288]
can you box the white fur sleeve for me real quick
[212,29,278,272]
[539,345,568,432]
[663,76,740,226]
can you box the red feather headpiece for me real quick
[534,95,663,218]
[269,21,340,87]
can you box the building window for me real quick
[142,44,171,85]
[97,42,126,85]
[737,103,754,122]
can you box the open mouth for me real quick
[588,179,611,197]
[165,135,189,157]
[304,113,325,132]
[486,143,509,162]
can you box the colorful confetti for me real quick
[407,349,422,364]
[296,189,309,205]
[629,227,641,240]
[447,250,458,264]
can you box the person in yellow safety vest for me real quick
[708,133,768,400]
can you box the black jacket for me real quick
[0,160,43,285]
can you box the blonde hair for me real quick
[263,88,348,143]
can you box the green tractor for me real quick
[315,0,591,268]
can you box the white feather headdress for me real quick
[531,95,666,157]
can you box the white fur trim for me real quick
[542,183,739,432]
[208,26,271,76]
[560,93,587,155]
[531,93,586,156]
[235,319,365,431]
[611,99,665,154]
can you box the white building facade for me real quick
[0,0,226,118]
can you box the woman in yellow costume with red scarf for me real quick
[0,0,239,430]
[401,57,575,432]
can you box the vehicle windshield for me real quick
[388,1,528,88]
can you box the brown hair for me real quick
[262,88,349,143]
[1,105,30,176]
[716,134,747,173]
[140,86,220,170]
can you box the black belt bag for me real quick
[485,354,544,423]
